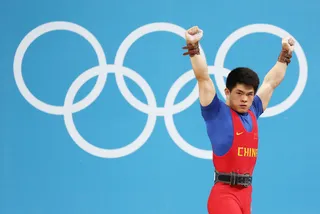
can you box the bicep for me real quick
[251,95,264,118]
[198,77,222,121]
[198,77,216,107]
[256,82,274,112]
[201,93,221,121]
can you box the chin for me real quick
[237,108,249,113]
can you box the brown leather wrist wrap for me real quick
[182,42,200,57]
[278,49,292,65]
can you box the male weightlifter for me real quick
[182,26,295,214]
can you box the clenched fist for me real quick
[185,26,203,44]
[282,37,295,54]
[278,37,295,65]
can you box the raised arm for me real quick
[256,37,295,111]
[183,26,216,107]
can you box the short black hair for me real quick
[226,67,260,93]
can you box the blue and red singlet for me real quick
[201,94,263,214]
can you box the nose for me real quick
[241,95,248,102]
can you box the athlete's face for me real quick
[225,83,255,113]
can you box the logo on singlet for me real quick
[236,132,244,136]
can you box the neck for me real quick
[225,99,230,106]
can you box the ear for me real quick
[224,88,230,99]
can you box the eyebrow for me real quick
[236,89,254,94]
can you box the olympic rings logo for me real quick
[13,22,308,159]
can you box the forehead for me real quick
[233,83,254,92]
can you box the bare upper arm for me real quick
[256,81,275,111]
[198,77,216,107]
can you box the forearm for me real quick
[190,53,210,81]
[263,61,288,89]
[263,48,292,89]
[184,42,210,81]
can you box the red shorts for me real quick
[207,183,252,214]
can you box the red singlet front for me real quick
[207,109,259,214]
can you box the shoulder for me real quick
[250,95,264,119]
[201,94,231,121]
